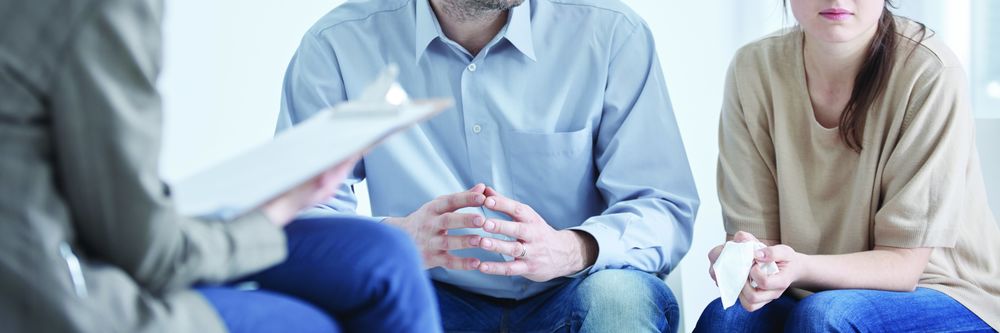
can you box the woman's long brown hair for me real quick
[786,1,927,152]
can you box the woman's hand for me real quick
[708,243,725,286]
[707,231,800,312]
[260,156,360,226]
[707,231,763,286]
[739,242,806,312]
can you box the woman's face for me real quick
[790,0,886,44]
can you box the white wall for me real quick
[159,1,999,332]
[159,0,345,182]
[979,120,1000,220]
[619,1,788,330]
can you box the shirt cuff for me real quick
[297,206,340,219]
[223,210,288,278]
[568,222,626,274]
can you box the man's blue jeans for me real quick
[197,217,442,333]
[694,287,994,332]
[435,269,679,332]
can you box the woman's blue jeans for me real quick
[694,287,993,332]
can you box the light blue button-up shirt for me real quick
[277,0,699,299]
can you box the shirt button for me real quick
[472,124,482,134]
[467,63,477,72]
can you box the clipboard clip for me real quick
[332,64,409,118]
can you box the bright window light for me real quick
[988,81,1000,100]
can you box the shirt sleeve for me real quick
[716,54,781,241]
[874,65,973,248]
[568,22,700,275]
[48,0,286,295]
[276,30,367,218]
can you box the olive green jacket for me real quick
[0,0,287,331]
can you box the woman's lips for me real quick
[819,8,853,21]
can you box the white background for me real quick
[159,1,1000,331]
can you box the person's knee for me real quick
[786,291,866,332]
[352,220,423,273]
[693,298,726,332]
[200,288,340,333]
[292,217,424,288]
[576,269,677,332]
[364,220,419,258]
[699,297,726,319]
[299,216,421,267]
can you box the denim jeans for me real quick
[435,269,679,333]
[694,287,994,333]
[198,217,442,333]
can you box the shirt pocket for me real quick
[499,127,597,220]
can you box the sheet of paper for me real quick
[713,241,780,309]
[171,65,452,220]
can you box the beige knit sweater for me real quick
[718,18,1000,330]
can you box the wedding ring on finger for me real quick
[517,244,527,259]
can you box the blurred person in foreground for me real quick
[0,0,441,332]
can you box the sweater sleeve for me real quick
[716,55,781,241]
[874,65,973,248]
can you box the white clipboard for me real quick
[172,65,452,220]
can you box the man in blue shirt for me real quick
[278,0,699,331]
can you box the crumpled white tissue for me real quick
[713,241,780,309]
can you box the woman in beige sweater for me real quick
[695,0,1000,331]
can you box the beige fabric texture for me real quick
[718,18,1000,330]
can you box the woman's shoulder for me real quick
[729,27,801,76]
[892,17,964,79]
[735,26,802,59]
[888,17,970,133]
[725,27,802,97]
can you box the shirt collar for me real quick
[504,1,536,61]
[414,0,536,62]
[414,0,444,61]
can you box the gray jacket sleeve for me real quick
[47,0,286,294]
